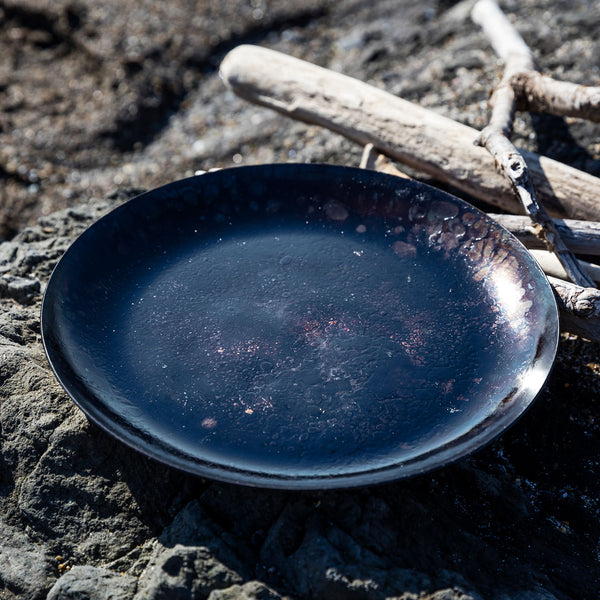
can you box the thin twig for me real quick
[471,0,600,121]
[359,144,378,170]
[471,0,595,288]
[512,72,600,122]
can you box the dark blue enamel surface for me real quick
[41,164,559,488]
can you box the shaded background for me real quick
[1,0,600,598]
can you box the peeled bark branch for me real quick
[471,0,533,66]
[220,45,600,222]
[512,72,600,122]
[549,277,600,341]
[491,214,600,255]
[477,127,595,287]
[472,0,600,122]
[471,0,533,138]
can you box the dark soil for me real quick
[1,0,600,599]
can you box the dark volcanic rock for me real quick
[0,520,53,599]
[1,1,600,599]
[133,501,250,599]
[46,566,137,600]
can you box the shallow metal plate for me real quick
[41,164,559,488]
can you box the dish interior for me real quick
[42,165,558,487]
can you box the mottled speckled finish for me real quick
[41,164,559,488]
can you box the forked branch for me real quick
[471,0,595,288]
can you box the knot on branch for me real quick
[473,128,489,149]
[475,128,529,184]
[531,222,552,245]
[554,284,600,318]
[509,71,538,111]
[504,153,526,180]
[573,288,600,317]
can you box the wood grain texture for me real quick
[220,44,600,221]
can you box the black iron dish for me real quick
[41,164,559,489]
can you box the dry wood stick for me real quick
[359,143,411,178]
[490,214,600,256]
[471,0,600,121]
[548,277,600,341]
[529,251,600,285]
[471,0,594,288]
[513,73,600,122]
[220,45,600,222]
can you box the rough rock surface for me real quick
[1,1,600,599]
[46,566,137,600]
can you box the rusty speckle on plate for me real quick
[324,200,349,221]
[392,240,417,258]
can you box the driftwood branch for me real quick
[490,214,600,256]
[471,0,600,122]
[549,277,600,341]
[220,45,600,222]
[471,0,600,336]
[513,73,600,122]
[530,251,600,285]
[471,0,594,288]
[359,143,411,178]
